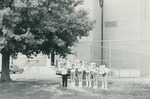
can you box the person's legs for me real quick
[70,73,73,81]
[77,72,79,87]
[93,81,95,88]
[81,72,83,87]
[70,73,73,86]
[104,76,107,90]
[93,75,95,88]
[89,74,92,87]
[78,72,82,87]
[93,74,97,88]
[78,73,81,87]
[95,75,98,88]
[73,73,76,87]
[65,74,68,87]
[101,75,104,89]
[71,73,75,87]
[62,75,65,87]
[102,73,107,89]
[86,75,88,87]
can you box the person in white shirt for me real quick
[85,63,91,87]
[70,64,76,87]
[61,63,68,87]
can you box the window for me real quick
[105,21,118,28]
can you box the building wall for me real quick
[104,0,141,41]
[92,0,102,64]
[72,0,94,64]
[103,0,150,77]
[73,0,102,65]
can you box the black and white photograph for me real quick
[0,0,150,99]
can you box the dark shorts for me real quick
[102,73,106,77]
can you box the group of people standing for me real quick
[58,59,110,90]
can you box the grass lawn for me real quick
[0,79,150,99]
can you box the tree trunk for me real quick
[1,52,11,82]
[51,52,55,66]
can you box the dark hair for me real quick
[104,63,107,67]
[95,64,98,67]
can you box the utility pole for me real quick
[99,0,104,64]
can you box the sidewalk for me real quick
[108,77,150,82]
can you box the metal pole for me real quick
[109,41,112,79]
[99,0,104,65]
[101,1,104,65]
[91,45,93,62]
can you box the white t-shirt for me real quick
[61,68,68,75]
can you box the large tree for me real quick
[0,0,94,82]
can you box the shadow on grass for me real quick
[0,80,150,99]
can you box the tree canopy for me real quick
[0,0,94,58]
